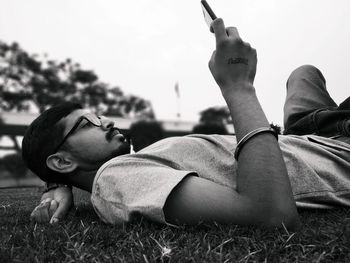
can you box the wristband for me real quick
[234,126,279,160]
[43,182,72,193]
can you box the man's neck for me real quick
[69,169,98,193]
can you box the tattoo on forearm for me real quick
[227,58,248,65]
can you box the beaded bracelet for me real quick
[43,182,72,193]
[234,126,279,160]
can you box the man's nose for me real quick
[100,117,115,130]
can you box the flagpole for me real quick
[175,82,181,121]
[177,98,181,120]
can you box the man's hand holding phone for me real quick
[208,18,257,94]
[201,1,257,92]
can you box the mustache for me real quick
[106,128,131,144]
[106,128,121,141]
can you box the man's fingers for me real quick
[31,198,53,223]
[49,200,58,218]
[226,27,241,40]
[30,206,40,220]
[211,18,227,46]
[30,202,50,223]
[50,198,71,224]
[38,201,51,222]
[208,50,216,71]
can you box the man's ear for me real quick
[46,153,78,173]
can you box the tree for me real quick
[1,153,28,181]
[192,122,228,135]
[129,120,164,152]
[0,40,155,119]
[199,106,232,125]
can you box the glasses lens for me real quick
[85,114,101,126]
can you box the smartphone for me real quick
[200,0,217,28]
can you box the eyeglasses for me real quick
[53,113,105,153]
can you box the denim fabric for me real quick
[283,65,350,145]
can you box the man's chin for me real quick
[112,142,131,157]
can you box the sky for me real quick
[1,0,350,125]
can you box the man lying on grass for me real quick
[24,18,350,231]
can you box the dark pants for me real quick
[283,65,350,145]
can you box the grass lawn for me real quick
[1,187,349,262]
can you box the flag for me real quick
[174,82,180,98]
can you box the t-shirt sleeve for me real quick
[90,157,195,225]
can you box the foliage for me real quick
[1,153,27,179]
[0,188,350,262]
[192,122,228,135]
[0,40,155,119]
[129,120,164,152]
[199,106,232,125]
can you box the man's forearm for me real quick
[207,18,299,228]
[222,84,269,140]
[223,85,299,226]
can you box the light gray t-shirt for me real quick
[91,134,350,225]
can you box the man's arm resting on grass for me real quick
[164,175,299,230]
[31,185,73,223]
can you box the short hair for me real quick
[22,102,82,183]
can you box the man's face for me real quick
[58,109,131,169]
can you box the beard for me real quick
[89,141,130,169]
[105,128,131,157]
[85,136,131,168]
[111,140,131,157]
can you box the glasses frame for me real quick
[53,113,102,153]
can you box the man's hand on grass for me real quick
[30,186,73,224]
